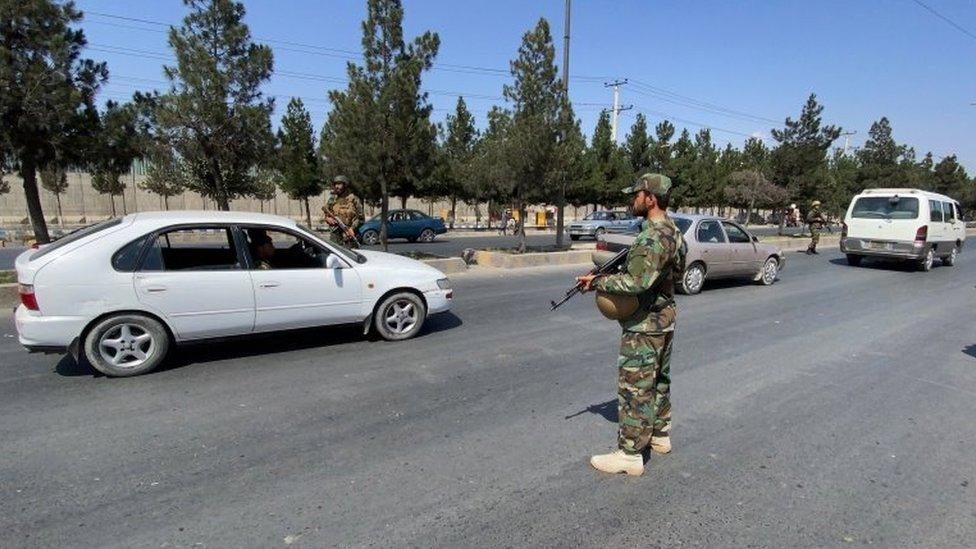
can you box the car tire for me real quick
[918,248,934,272]
[846,254,863,267]
[419,228,436,242]
[570,235,579,241]
[942,247,957,267]
[758,256,779,286]
[362,229,380,246]
[83,314,170,377]
[678,262,706,295]
[374,292,427,341]
[594,227,606,239]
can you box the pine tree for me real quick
[650,120,675,175]
[669,129,696,209]
[769,93,842,210]
[154,0,275,210]
[623,113,652,176]
[583,110,629,210]
[251,168,279,213]
[856,117,911,189]
[466,107,513,230]
[91,101,141,217]
[320,0,439,250]
[140,145,186,210]
[441,97,478,228]
[40,166,69,225]
[502,18,565,252]
[551,96,586,234]
[0,0,107,242]
[277,98,321,226]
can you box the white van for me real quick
[841,188,965,271]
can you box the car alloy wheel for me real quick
[374,292,427,341]
[362,229,380,246]
[84,314,170,377]
[682,263,705,295]
[760,257,779,285]
[419,228,435,242]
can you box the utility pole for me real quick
[556,0,571,248]
[840,130,857,155]
[604,79,630,142]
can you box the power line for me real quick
[626,107,761,140]
[911,0,976,42]
[629,79,779,124]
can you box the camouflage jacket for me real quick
[323,192,364,233]
[592,217,686,333]
[806,208,825,228]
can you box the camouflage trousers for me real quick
[617,331,673,455]
[809,227,821,249]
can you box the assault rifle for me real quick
[549,247,629,311]
[326,214,360,248]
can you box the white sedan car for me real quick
[14,211,453,376]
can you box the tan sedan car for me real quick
[598,214,785,295]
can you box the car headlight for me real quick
[436,278,451,290]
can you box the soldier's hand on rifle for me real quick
[576,274,600,292]
[345,228,356,241]
[324,215,338,226]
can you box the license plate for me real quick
[867,241,890,250]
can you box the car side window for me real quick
[943,202,955,222]
[143,227,240,271]
[112,234,151,272]
[409,211,426,221]
[244,227,330,270]
[722,222,751,243]
[696,220,726,243]
[954,203,962,221]
[930,200,944,222]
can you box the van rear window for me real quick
[851,197,919,220]
[30,218,124,261]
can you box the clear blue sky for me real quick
[78,0,976,171]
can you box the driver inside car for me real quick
[249,231,277,270]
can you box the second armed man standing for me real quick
[577,173,686,477]
[323,175,364,248]
[806,200,826,255]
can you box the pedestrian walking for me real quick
[806,200,826,255]
[576,173,686,477]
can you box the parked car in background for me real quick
[568,210,637,240]
[14,211,453,377]
[841,188,965,271]
[598,213,785,295]
[358,209,447,245]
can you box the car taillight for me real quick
[596,240,607,251]
[914,226,928,247]
[841,222,848,238]
[19,284,39,311]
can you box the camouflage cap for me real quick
[622,173,672,195]
[332,175,350,185]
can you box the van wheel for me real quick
[83,314,170,377]
[918,248,934,272]
[846,254,863,267]
[942,247,957,267]
[679,262,706,295]
[374,292,427,341]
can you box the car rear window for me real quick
[30,218,124,261]
[674,218,692,235]
[851,197,919,220]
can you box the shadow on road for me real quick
[55,312,463,377]
[565,399,617,423]
[827,257,924,272]
[963,345,976,360]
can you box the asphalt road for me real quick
[0,225,823,270]
[2,249,974,547]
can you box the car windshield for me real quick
[297,224,367,263]
[851,196,919,220]
[584,212,611,221]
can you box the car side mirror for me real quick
[325,254,345,269]
[751,235,759,243]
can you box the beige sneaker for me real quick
[650,436,671,455]
[590,450,644,476]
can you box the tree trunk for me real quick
[555,177,566,249]
[164,195,170,210]
[109,195,117,217]
[380,180,390,252]
[517,199,527,254]
[399,195,407,209]
[778,208,786,236]
[55,194,64,229]
[21,158,51,244]
[303,198,312,227]
[747,198,755,226]
[121,191,127,215]
[449,196,457,229]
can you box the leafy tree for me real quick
[277,98,321,226]
[466,107,513,229]
[856,117,911,189]
[741,137,769,174]
[320,0,440,250]
[623,113,652,176]
[688,128,719,209]
[551,96,586,235]
[154,0,275,210]
[500,18,566,252]
[669,129,696,209]
[929,155,970,204]
[724,170,788,222]
[0,0,106,242]
[583,110,629,210]
[769,93,841,211]
[40,165,69,225]
[251,167,279,213]
[91,101,141,217]
[826,149,860,214]
[140,145,186,210]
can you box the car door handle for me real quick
[144,286,167,293]
[258,282,280,288]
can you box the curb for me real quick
[421,257,468,275]
[473,249,593,269]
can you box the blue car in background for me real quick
[358,209,448,245]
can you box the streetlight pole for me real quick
[556,0,571,248]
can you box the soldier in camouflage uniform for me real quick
[323,175,364,248]
[806,200,825,255]
[577,173,686,477]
